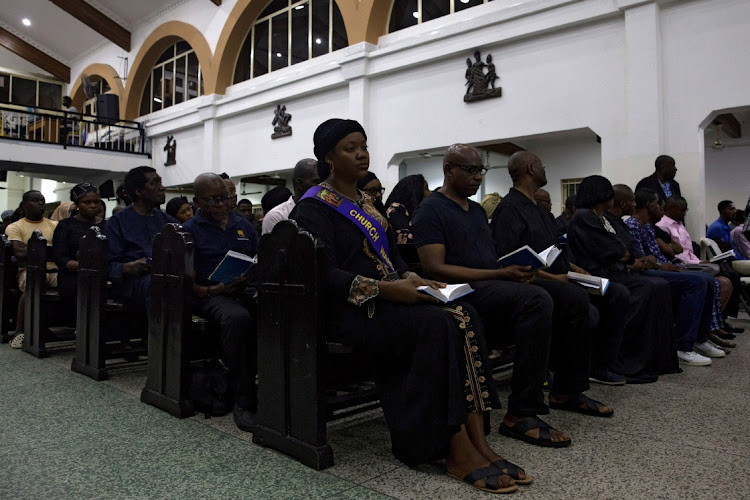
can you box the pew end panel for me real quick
[141,223,196,418]
[0,235,20,343]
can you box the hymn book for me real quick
[208,250,257,284]
[567,272,610,296]
[709,249,735,263]
[497,244,561,271]
[418,283,474,303]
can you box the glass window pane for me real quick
[175,56,186,104]
[0,73,9,104]
[156,46,174,64]
[11,77,36,106]
[199,71,204,96]
[163,61,174,109]
[260,0,288,19]
[187,52,200,99]
[312,0,330,58]
[291,2,309,65]
[422,0,450,22]
[140,75,151,116]
[389,0,419,33]
[234,33,252,83]
[151,67,163,112]
[455,0,485,12]
[176,41,191,56]
[38,82,61,109]
[101,79,111,94]
[253,20,270,78]
[271,13,289,71]
[331,2,347,51]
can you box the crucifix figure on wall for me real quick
[464,50,502,102]
[164,136,176,166]
[272,104,292,139]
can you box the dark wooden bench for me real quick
[140,223,217,418]
[253,220,380,470]
[70,226,146,381]
[0,234,20,343]
[22,229,75,358]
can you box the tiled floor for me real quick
[2,313,749,499]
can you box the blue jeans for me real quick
[644,270,713,351]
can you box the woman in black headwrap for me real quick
[289,119,528,494]
[165,196,194,223]
[384,174,431,244]
[52,183,106,303]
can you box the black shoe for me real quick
[713,329,736,340]
[724,325,745,334]
[233,405,256,432]
[589,369,626,386]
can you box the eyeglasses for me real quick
[199,195,233,206]
[449,163,488,176]
[363,187,386,195]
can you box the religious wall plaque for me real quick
[164,135,176,166]
[464,51,502,102]
[272,104,292,139]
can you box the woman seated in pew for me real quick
[52,183,106,306]
[289,118,529,494]
[384,174,431,244]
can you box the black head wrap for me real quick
[357,172,378,191]
[166,196,190,218]
[70,183,99,204]
[384,174,426,214]
[313,119,367,180]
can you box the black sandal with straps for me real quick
[498,415,572,448]
[447,465,519,494]
[492,458,534,485]
[549,393,614,417]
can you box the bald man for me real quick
[182,173,259,432]
[412,144,573,448]
[262,159,321,235]
[533,188,553,214]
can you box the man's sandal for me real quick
[549,394,614,417]
[498,416,571,448]
[492,459,533,485]
[447,465,519,494]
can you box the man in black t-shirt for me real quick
[413,144,575,449]
[491,151,632,389]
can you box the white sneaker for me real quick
[9,333,24,349]
[677,350,712,366]
[694,341,726,358]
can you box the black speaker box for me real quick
[96,94,120,124]
[99,179,115,199]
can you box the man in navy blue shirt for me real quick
[183,173,259,432]
[105,166,177,311]
[707,200,747,260]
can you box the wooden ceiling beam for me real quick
[211,0,222,5]
[714,113,741,139]
[49,0,131,52]
[0,27,70,81]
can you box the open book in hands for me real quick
[417,283,474,303]
[497,244,561,271]
[208,250,257,284]
[567,271,610,296]
[710,249,735,263]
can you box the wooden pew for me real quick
[0,234,21,343]
[70,227,146,380]
[140,223,201,418]
[253,220,379,471]
[22,230,74,358]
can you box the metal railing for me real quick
[0,103,148,155]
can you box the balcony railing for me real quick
[0,103,148,155]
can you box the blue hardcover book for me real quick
[208,250,256,284]
[497,245,561,271]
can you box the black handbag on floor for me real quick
[189,360,233,418]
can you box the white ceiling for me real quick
[0,0,178,77]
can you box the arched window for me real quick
[389,0,495,33]
[233,0,348,84]
[139,41,204,116]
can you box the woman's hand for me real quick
[378,279,441,304]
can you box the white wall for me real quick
[704,145,750,227]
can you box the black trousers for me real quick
[463,280,552,416]
[193,293,258,411]
[532,279,598,394]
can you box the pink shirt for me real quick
[731,226,750,259]
[656,215,700,264]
